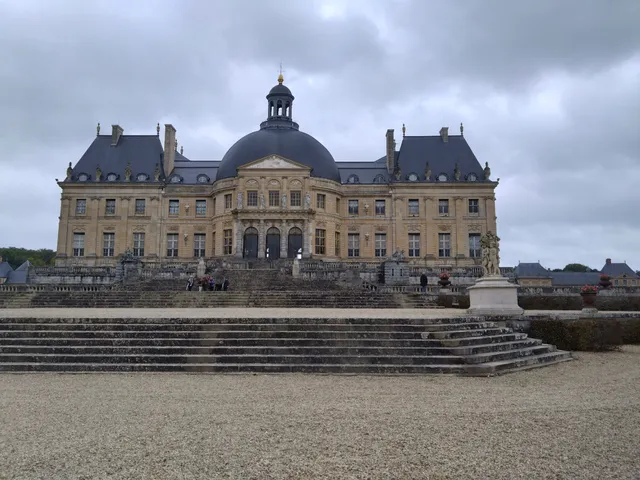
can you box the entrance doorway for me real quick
[265,227,281,259]
[243,227,258,258]
[287,227,303,259]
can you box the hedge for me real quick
[443,294,640,311]
[529,318,624,351]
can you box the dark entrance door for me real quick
[243,227,258,258]
[287,227,303,259]
[266,227,280,260]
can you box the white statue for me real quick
[304,192,311,209]
[259,192,266,209]
[237,191,243,210]
[281,193,287,209]
[480,232,501,277]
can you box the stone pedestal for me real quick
[467,275,524,316]
[292,258,301,278]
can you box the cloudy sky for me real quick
[1,0,638,270]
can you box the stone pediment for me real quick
[241,155,310,171]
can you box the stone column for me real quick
[302,219,311,259]
[235,219,243,257]
[280,221,288,258]
[258,220,265,259]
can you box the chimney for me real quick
[163,124,177,178]
[111,125,124,146]
[606,258,611,265]
[439,127,449,142]
[385,129,395,174]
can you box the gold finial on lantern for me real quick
[278,62,285,84]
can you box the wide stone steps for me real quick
[0,318,572,375]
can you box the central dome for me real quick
[216,77,341,183]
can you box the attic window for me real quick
[467,173,477,182]
[347,174,359,184]
[106,173,117,182]
[77,173,89,182]
[197,174,210,184]
[169,175,183,183]
[373,174,386,184]
[437,173,449,182]
[407,173,418,182]
[136,173,149,182]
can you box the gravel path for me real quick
[1,346,639,480]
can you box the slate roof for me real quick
[7,260,30,284]
[550,272,601,286]
[171,160,220,184]
[514,262,552,278]
[0,262,12,279]
[600,262,638,277]
[335,162,390,184]
[67,135,165,183]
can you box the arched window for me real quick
[346,174,359,184]
[373,174,386,184]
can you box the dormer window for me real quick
[347,174,359,184]
[197,174,210,183]
[136,173,149,182]
[408,173,418,182]
[437,173,449,182]
[467,173,477,182]
[373,174,386,184]
[169,175,182,183]
[106,173,117,182]
[77,173,89,182]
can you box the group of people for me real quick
[186,276,230,292]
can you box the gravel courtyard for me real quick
[1,346,638,480]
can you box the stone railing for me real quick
[0,284,112,292]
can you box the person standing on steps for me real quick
[420,272,428,293]
[187,276,194,291]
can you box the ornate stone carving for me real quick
[66,162,73,180]
[437,224,450,231]
[154,164,161,182]
[348,225,358,232]
[390,249,405,261]
[480,231,501,277]
[483,162,491,180]
[281,193,287,209]
[316,221,326,228]
[304,192,311,209]
[453,163,461,181]
[407,224,421,232]
[223,220,232,227]
[149,196,159,202]
[71,226,86,232]
[124,162,132,182]
[424,162,431,181]
[375,225,386,232]
[268,179,280,187]
[103,225,116,231]
[194,226,206,232]
[335,223,342,231]
[168,225,180,232]
[259,192,266,209]
[247,155,304,170]
[468,224,482,233]
[245,179,259,187]
[289,179,303,188]
[133,225,146,232]
[95,165,103,181]
[237,191,243,210]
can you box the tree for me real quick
[0,247,56,270]
[562,263,592,273]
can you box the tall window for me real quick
[135,199,145,215]
[290,191,301,207]
[469,233,481,258]
[196,200,207,216]
[409,233,420,257]
[133,233,145,257]
[348,233,360,257]
[316,194,326,209]
[72,233,85,257]
[438,233,451,257]
[105,199,116,215]
[75,199,86,215]
[212,231,216,256]
[224,194,232,210]
[335,232,341,256]
[375,199,385,215]
[167,234,179,257]
[336,198,341,214]
[408,199,419,216]
[468,199,479,215]
[103,233,115,257]
[223,229,233,255]
[375,233,387,257]
[438,199,449,215]
[269,190,279,207]
[247,190,258,207]
[315,229,326,255]
[348,200,359,215]
[212,197,217,214]
[194,233,206,257]
[169,199,179,215]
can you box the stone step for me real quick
[436,339,543,355]
[424,327,511,340]
[0,353,464,366]
[0,337,439,347]
[0,362,469,374]
[432,332,529,346]
[462,345,554,364]
[464,351,574,376]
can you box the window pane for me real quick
[135,199,145,214]
[223,229,233,255]
[196,200,207,216]
[375,200,385,215]
[408,234,420,257]
[316,194,325,209]
[269,190,279,207]
[348,233,360,257]
[103,233,115,257]
[105,199,115,215]
[73,233,85,257]
[469,233,481,258]
[224,194,232,209]
[315,229,326,255]
[375,233,386,257]
[335,232,341,256]
[169,200,179,215]
[167,233,179,257]
[438,233,451,257]
[193,233,206,257]
[133,232,145,257]
[290,191,301,207]
[438,199,449,215]
[247,191,258,207]
[468,199,479,214]
[408,199,419,216]
[348,200,359,215]
[75,199,86,215]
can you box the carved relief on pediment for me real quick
[103,225,116,231]
[437,224,450,231]
[167,225,180,232]
[316,221,326,228]
[407,224,421,232]
[244,179,259,188]
[467,224,483,233]
[133,225,146,232]
[268,179,281,187]
[375,225,387,232]
[335,223,342,231]
[348,225,359,232]
[223,220,232,227]
[194,226,206,232]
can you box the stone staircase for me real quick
[0,316,572,375]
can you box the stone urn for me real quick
[599,275,611,289]
[580,285,598,308]
[438,274,451,288]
